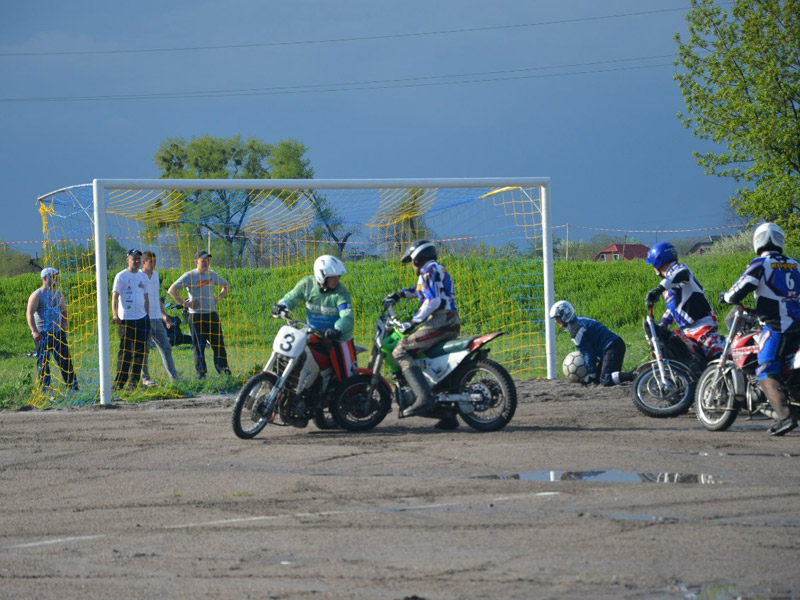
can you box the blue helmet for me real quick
[645,242,678,269]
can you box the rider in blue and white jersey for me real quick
[383,239,461,430]
[645,242,723,360]
[721,222,800,436]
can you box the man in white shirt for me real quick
[111,249,150,390]
[140,250,179,385]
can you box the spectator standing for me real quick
[111,249,150,390]
[140,250,179,385]
[167,250,231,379]
[25,267,78,392]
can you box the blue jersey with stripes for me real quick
[658,262,716,328]
[400,261,458,324]
[722,251,800,333]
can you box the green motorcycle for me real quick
[328,307,517,432]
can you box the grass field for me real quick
[0,251,758,409]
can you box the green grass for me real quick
[0,251,762,408]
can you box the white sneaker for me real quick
[142,379,157,387]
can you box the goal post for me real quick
[36,177,556,407]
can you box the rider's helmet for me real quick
[313,255,347,291]
[645,242,678,270]
[401,240,437,268]
[549,300,575,324]
[753,222,785,254]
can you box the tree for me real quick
[152,135,315,266]
[0,241,38,277]
[674,0,800,241]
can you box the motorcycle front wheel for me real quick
[456,358,517,432]
[231,372,278,439]
[632,361,695,418]
[694,366,738,431]
[329,374,392,432]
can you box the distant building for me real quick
[593,243,649,262]
[688,235,725,255]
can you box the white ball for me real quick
[562,350,589,383]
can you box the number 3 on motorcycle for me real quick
[273,324,308,358]
[279,331,295,352]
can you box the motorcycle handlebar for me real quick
[273,310,327,338]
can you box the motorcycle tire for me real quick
[231,372,278,439]
[632,361,695,418]
[455,358,517,432]
[329,374,392,432]
[694,366,738,431]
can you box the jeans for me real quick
[36,330,77,389]
[142,318,179,381]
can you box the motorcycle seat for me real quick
[423,337,474,358]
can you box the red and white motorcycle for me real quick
[694,305,800,431]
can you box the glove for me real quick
[645,287,663,308]
[271,303,288,318]
[382,292,401,309]
[718,292,728,305]
[396,321,413,334]
[323,328,342,341]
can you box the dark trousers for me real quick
[188,311,229,377]
[114,317,149,389]
[597,337,626,386]
[37,330,76,389]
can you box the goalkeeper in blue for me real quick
[550,300,633,386]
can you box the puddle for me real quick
[476,470,723,484]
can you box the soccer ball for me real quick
[562,351,589,383]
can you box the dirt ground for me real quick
[1,378,799,600]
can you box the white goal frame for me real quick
[91,177,556,405]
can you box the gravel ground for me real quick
[1,378,799,600]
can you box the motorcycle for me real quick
[632,306,708,418]
[327,306,517,432]
[694,304,800,431]
[231,311,359,439]
[162,301,194,347]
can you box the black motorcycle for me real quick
[163,301,194,347]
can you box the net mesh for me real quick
[33,181,549,407]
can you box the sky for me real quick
[0,0,745,254]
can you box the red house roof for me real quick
[593,243,649,261]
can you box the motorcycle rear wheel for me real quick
[231,372,278,439]
[329,374,392,432]
[456,358,517,432]
[632,361,695,418]
[694,367,738,431]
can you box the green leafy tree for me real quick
[152,135,315,266]
[0,241,38,277]
[674,0,800,241]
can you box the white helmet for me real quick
[549,300,575,323]
[753,222,785,254]
[313,255,347,288]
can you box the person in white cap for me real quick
[25,267,78,392]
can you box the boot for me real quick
[611,371,635,385]
[759,378,796,435]
[401,365,435,417]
